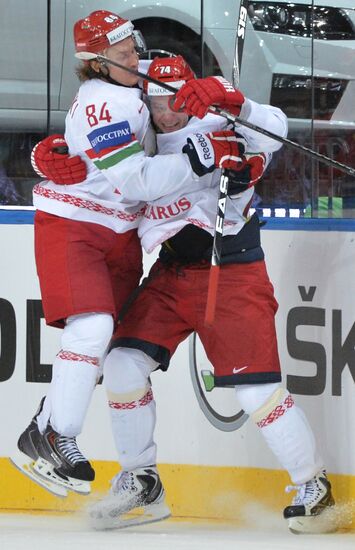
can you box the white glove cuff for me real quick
[187,133,215,170]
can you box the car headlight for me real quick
[248,2,355,39]
[271,74,348,119]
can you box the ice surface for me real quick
[0,512,354,550]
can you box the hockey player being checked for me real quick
[10,11,244,500]
[87,56,335,534]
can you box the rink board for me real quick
[1,457,354,523]
[0,220,354,523]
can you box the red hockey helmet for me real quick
[74,10,135,54]
[144,55,195,96]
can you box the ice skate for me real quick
[10,398,94,497]
[284,469,336,534]
[89,465,171,530]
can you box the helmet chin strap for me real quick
[96,60,139,88]
[97,61,117,86]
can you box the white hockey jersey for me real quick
[33,75,199,233]
[139,101,288,253]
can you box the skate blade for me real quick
[288,510,338,534]
[9,452,68,498]
[33,457,91,495]
[90,499,171,531]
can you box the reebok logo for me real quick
[195,133,212,161]
[232,366,248,374]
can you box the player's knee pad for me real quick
[234,382,282,417]
[104,347,159,405]
[61,312,114,358]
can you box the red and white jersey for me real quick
[33,71,198,233]
[139,102,287,253]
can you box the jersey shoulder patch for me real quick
[86,121,143,169]
[88,121,132,153]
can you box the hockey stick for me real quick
[204,170,231,326]
[204,0,249,327]
[208,105,355,177]
[76,50,355,178]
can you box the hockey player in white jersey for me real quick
[11,11,244,498]
[92,56,335,533]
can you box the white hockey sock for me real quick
[235,384,324,484]
[40,350,99,437]
[37,313,113,437]
[109,392,157,471]
[104,347,158,471]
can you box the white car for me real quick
[1,0,354,131]
[245,0,355,131]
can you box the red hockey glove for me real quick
[31,134,87,184]
[182,130,246,177]
[173,76,245,119]
[226,152,266,196]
